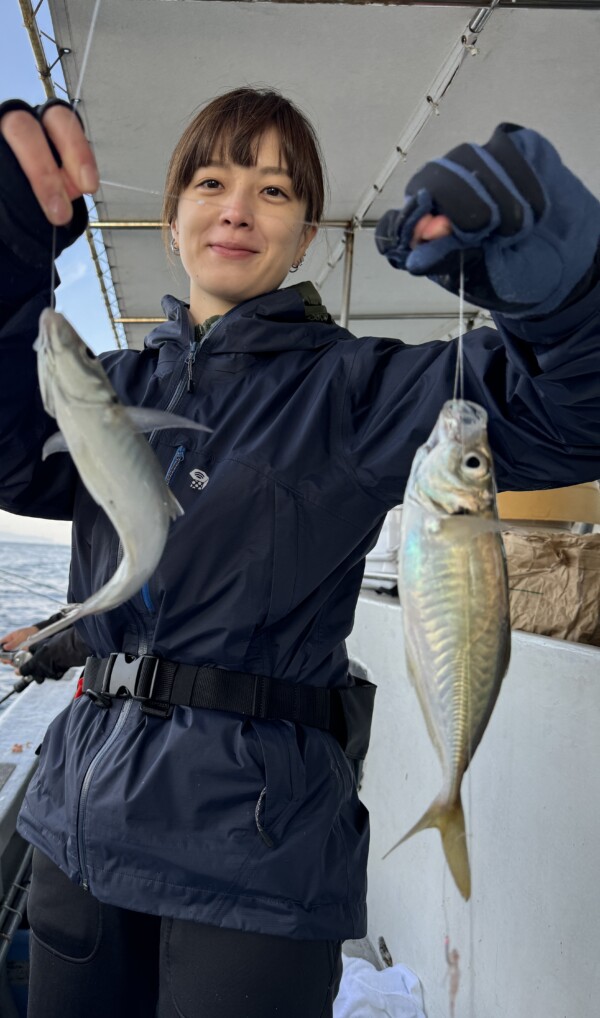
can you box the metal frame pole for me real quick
[339,229,355,330]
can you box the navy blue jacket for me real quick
[1,223,600,938]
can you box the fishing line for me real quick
[452,251,465,402]
[98,177,414,245]
[99,177,338,236]
[0,570,67,607]
[73,0,103,104]
[0,565,68,596]
[45,0,104,312]
[97,178,362,280]
[50,224,57,309]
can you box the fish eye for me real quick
[83,347,96,360]
[461,452,489,477]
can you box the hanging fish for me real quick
[385,399,510,899]
[18,308,211,648]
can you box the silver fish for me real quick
[386,399,510,899]
[19,308,211,647]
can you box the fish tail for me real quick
[383,794,471,900]
[166,487,184,520]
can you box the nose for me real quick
[218,188,254,229]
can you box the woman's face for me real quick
[171,127,317,323]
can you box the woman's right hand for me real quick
[0,101,98,226]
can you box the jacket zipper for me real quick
[135,320,218,649]
[147,316,218,440]
[125,317,221,653]
[75,319,222,888]
[76,698,134,890]
[140,444,186,614]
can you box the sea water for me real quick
[0,540,71,708]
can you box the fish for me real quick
[385,399,511,899]
[18,308,211,648]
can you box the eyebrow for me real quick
[204,160,291,178]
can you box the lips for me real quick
[209,241,259,258]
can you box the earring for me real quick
[290,255,305,273]
[170,237,180,255]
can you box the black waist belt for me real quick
[83,654,377,761]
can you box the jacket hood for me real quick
[144,283,340,356]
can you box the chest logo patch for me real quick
[189,468,210,491]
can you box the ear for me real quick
[295,224,318,263]
[171,220,179,244]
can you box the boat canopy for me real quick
[22,0,600,349]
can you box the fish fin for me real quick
[383,794,471,900]
[123,407,212,434]
[41,431,69,459]
[166,488,185,520]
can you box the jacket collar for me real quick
[145,283,338,356]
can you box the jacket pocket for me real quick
[251,719,306,846]
[264,483,299,625]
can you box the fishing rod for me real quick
[0,649,35,705]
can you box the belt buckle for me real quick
[102,653,159,699]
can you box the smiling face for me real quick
[170,128,317,323]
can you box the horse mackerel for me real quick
[18,308,211,648]
[387,399,510,899]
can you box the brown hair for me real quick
[162,87,325,240]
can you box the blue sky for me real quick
[1,0,116,354]
[0,1,117,542]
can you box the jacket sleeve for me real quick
[0,134,87,520]
[0,243,79,519]
[21,625,90,680]
[342,264,600,509]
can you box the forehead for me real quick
[207,126,290,172]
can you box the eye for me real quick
[196,178,222,190]
[262,186,288,199]
[461,452,489,478]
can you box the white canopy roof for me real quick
[44,0,600,348]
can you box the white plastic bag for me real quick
[334,955,427,1018]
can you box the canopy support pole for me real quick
[340,229,355,330]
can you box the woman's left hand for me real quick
[411,214,452,248]
[376,124,600,319]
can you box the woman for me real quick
[0,88,598,1018]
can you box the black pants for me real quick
[26,850,342,1018]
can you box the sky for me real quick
[0,0,118,544]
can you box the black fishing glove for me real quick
[375,124,600,318]
[18,626,89,683]
[0,98,89,269]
